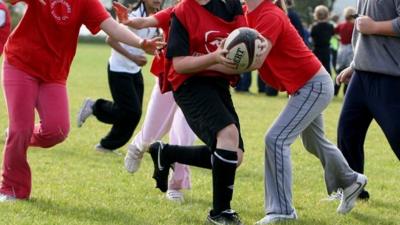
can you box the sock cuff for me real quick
[214,149,238,165]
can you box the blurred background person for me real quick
[235,71,252,93]
[334,6,356,96]
[77,0,162,152]
[311,5,335,76]
[330,14,340,79]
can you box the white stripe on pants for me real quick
[264,70,357,215]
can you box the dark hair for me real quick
[223,0,243,16]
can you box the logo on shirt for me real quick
[204,30,228,53]
[50,0,72,25]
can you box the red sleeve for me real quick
[255,13,283,45]
[82,0,110,35]
[154,7,173,29]
[334,24,342,34]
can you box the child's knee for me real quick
[265,131,278,148]
[39,125,69,148]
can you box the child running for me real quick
[76,0,161,153]
[242,0,367,223]
[143,0,248,223]
[113,1,196,202]
[0,0,162,202]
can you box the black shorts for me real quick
[173,76,244,151]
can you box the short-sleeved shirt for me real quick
[109,3,159,74]
[335,22,354,45]
[247,1,321,94]
[165,0,245,91]
[311,21,335,49]
[166,0,243,59]
[5,0,110,84]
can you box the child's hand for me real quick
[113,2,129,24]
[336,66,353,84]
[214,39,237,69]
[140,37,166,55]
[356,16,378,35]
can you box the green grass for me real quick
[0,42,399,225]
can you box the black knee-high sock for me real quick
[212,148,238,215]
[162,144,213,169]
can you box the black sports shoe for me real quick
[207,209,243,225]
[358,189,370,201]
[149,141,170,193]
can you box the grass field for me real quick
[0,43,399,225]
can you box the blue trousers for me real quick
[338,70,400,173]
[235,72,252,92]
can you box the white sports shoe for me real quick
[337,173,367,214]
[255,211,297,224]
[0,193,16,202]
[166,189,184,203]
[77,98,95,128]
[124,143,145,173]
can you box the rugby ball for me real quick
[224,27,268,73]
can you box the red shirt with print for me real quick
[247,1,321,94]
[5,0,110,84]
[168,0,246,91]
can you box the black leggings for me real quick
[92,65,144,150]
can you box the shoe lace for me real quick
[327,188,343,201]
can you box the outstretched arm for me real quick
[113,2,159,29]
[100,18,164,54]
[106,36,147,66]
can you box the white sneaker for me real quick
[77,98,95,128]
[255,211,297,224]
[124,143,145,173]
[0,193,16,202]
[166,189,184,203]
[337,173,367,214]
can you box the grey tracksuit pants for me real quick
[264,70,357,215]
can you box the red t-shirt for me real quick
[150,6,173,78]
[5,0,110,84]
[168,0,246,91]
[246,1,321,94]
[335,22,354,45]
[0,2,11,56]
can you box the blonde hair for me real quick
[314,5,330,21]
[274,0,287,13]
[344,6,356,21]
